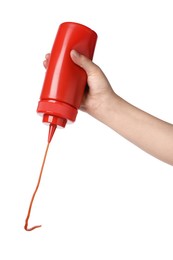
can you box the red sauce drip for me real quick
[24,142,50,231]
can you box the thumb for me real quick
[70,50,97,76]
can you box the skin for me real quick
[43,51,173,166]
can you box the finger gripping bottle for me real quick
[37,22,97,143]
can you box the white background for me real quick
[0,0,173,259]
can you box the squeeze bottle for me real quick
[37,22,97,142]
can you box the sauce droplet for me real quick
[24,142,50,231]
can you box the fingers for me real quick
[44,50,100,77]
[70,50,100,76]
[43,53,50,69]
[43,60,47,69]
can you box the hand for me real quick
[43,51,116,119]
[70,50,115,118]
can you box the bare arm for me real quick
[98,94,173,165]
[69,50,173,166]
[44,51,173,165]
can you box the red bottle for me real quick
[37,22,97,142]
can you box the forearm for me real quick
[70,50,173,165]
[96,94,173,165]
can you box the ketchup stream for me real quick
[24,142,50,231]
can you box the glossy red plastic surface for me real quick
[37,22,97,141]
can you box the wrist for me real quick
[90,92,120,125]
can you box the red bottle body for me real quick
[37,22,97,129]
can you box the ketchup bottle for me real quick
[37,22,97,142]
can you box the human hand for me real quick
[43,51,116,119]
[70,50,115,117]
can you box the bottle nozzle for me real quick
[48,124,57,143]
[42,114,67,143]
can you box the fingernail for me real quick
[71,49,80,58]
